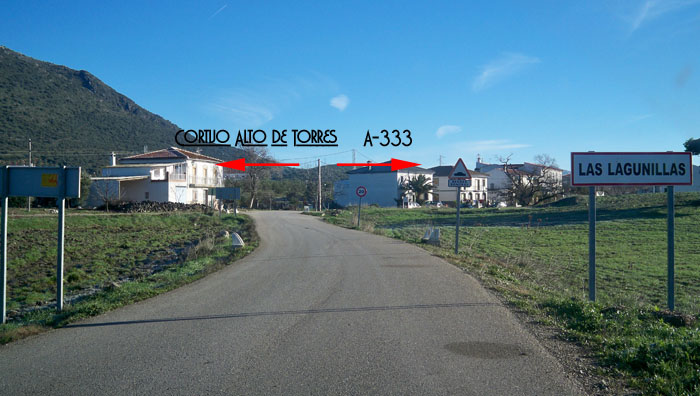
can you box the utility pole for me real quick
[27,139,32,212]
[439,155,444,166]
[317,159,322,211]
[352,149,357,170]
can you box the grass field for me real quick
[1,210,256,343]
[325,192,700,395]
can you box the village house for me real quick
[333,161,434,207]
[429,166,489,206]
[88,147,224,207]
[475,158,563,204]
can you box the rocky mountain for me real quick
[0,46,242,173]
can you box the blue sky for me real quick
[2,1,699,170]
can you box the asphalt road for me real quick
[0,211,584,395]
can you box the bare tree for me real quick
[498,154,562,206]
[91,179,124,211]
[241,146,270,209]
[533,154,558,169]
[169,185,186,203]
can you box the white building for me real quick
[88,147,224,207]
[475,160,513,194]
[334,162,434,207]
[429,166,489,205]
[475,159,563,204]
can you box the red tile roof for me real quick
[122,147,221,162]
[505,168,533,176]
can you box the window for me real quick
[433,177,439,186]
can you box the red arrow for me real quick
[336,158,420,171]
[216,158,300,172]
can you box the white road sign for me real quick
[448,178,472,187]
[571,152,692,186]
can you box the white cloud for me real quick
[208,72,340,127]
[436,125,461,138]
[209,4,228,19]
[330,94,349,111]
[472,53,540,92]
[625,113,654,124]
[459,139,531,152]
[629,0,700,32]
[211,101,274,126]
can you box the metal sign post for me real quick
[356,186,367,229]
[571,152,691,308]
[1,195,7,324]
[56,166,69,311]
[455,186,460,254]
[588,186,596,302]
[0,166,80,322]
[448,159,472,255]
[668,186,675,311]
[357,197,362,229]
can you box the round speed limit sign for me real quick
[355,186,367,198]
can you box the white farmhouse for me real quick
[88,147,224,207]
[333,161,434,207]
[429,166,489,205]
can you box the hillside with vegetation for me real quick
[226,162,349,210]
[0,209,256,344]
[0,46,242,173]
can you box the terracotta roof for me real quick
[121,147,221,162]
[505,168,533,176]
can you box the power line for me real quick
[277,149,353,162]
[355,150,375,162]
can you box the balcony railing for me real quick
[169,172,187,182]
[188,176,223,187]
